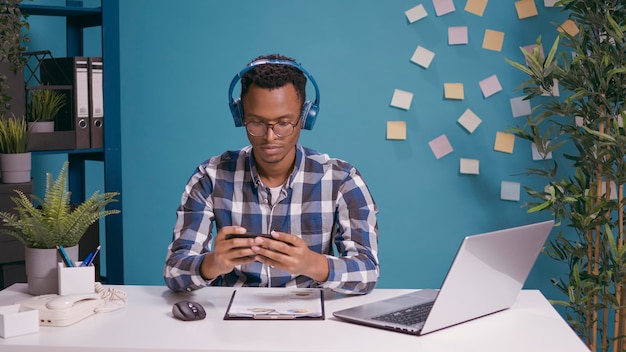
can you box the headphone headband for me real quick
[228,59,320,130]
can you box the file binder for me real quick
[40,57,91,149]
[88,57,104,148]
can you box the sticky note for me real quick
[460,158,480,174]
[494,132,515,153]
[433,0,455,16]
[531,142,552,160]
[544,0,559,6]
[444,83,464,100]
[501,181,521,201]
[448,26,469,45]
[558,19,579,36]
[515,0,538,19]
[541,78,560,97]
[479,74,502,98]
[411,46,436,68]
[429,134,454,159]
[523,43,544,58]
[390,89,414,110]
[575,116,584,127]
[405,4,428,23]
[510,96,531,117]
[457,108,481,133]
[465,0,488,16]
[482,29,505,52]
[387,121,407,140]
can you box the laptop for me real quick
[333,220,554,335]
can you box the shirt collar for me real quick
[247,144,304,189]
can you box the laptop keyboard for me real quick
[372,301,434,326]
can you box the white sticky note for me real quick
[410,46,436,68]
[531,143,553,160]
[428,134,454,159]
[460,158,480,174]
[433,0,455,16]
[405,4,428,23]
[510,96,531,117]
[501,181,521,201]
[448,26,468,45]
[544,0,560,6]
[541,78,560,97]
[457,108,482,133]
[479,74,503,98]
[390,89,414,110]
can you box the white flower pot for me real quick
[0,152,32,184]
[28,121,54,133]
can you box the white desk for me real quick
[0,284,589,352]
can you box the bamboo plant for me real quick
[0,161,121,249]
[26,88,66,122]
[0,115,30,153]
[504,1,626,351]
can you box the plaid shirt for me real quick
[164,144,379,294]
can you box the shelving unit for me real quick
[18,0,123,284]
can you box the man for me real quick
[164,54,379,295]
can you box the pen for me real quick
[56,245,74,267]
[84,245,101,267]
[80,251,94,267]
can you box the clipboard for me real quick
[224,288,325,320]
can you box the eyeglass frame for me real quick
[243,116,302,137]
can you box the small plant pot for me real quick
[28,121,54,133]
[25,245,78,295]
[0,152,31,184]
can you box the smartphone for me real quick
[225,233,273,240]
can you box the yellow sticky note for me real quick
[387,121,406,140]
[444,83,464,100]
[482,29,504,52]
[494,132,515,153]
[558,19,579,36]
[515,0,538,19]
[465,0,487,16]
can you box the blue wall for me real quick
[29,1,570,299]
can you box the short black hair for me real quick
[240,54,307,106]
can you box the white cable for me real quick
[94,282,128,313]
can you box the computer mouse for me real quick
[172,300,206,321]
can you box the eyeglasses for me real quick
[244,117,301,137]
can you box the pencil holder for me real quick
[57,262,95,295]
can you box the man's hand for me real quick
[250,231,330,282]
[200,226,257,280]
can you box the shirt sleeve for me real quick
[317,167,380,295]
[163,166,217,292]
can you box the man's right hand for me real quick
[199,226,257,280]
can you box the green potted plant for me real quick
[504,0,626,351]
[0,0,30,118]
[0,161,120,294]
[26,88,66,132]
[0,115,31,183]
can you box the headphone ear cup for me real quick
[230,98,244,127]
[301,101,318,130]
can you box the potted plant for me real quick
[505,0,626,351]
[26,88,66,132]
[0,114,31,183]
[0,0,30,118]
[0,161,120,294]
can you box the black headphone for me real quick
[228,59,321,130]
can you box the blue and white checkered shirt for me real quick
[164,144,379,294]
